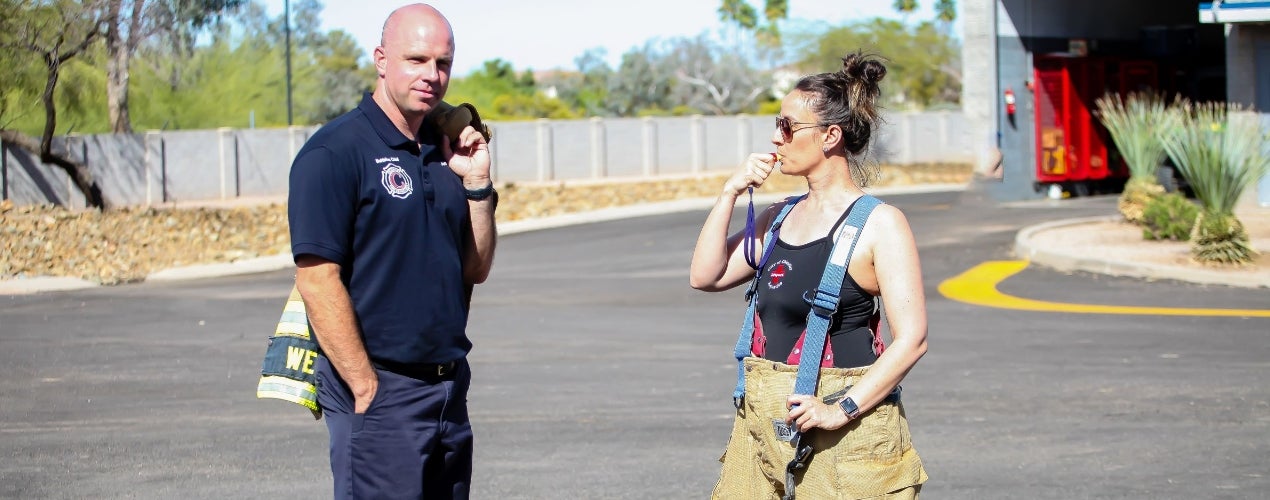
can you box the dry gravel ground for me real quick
[1027,208,1270,285]
[1,164,973,285]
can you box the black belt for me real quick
[373,360,459,379]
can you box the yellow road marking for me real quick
[938,260,1270,317]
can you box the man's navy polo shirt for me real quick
[289,93,472,365]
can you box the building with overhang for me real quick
[962,0,1270,205]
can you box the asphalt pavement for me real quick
[2,186,1268,499]
[4,182,1265,294]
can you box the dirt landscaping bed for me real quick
[0,163,972,285]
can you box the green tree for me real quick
[538,48,612,117]
[447,59,572,120]
[119,0,371,129]
[280,0,374,124]
[104,0,243,133]
[446,59,531,115]
[892,0,918,21]
[546,36,771,118]
[793,18,960,109]
[0,1,48,130]
[236,0,370,125]
[718,0,787,47]
[934,0,956,22]
[122,2,285,130]
[606,43,675,116]
[718,0,788,31]
[491,93,577,120]
[162,31,285,128]
[665,36,769,115]
[294,29,374,123]
[0,0,112,209]
[0,0,374,137]
[933,0,956,36]
[570,48,613,115]
[718,0,758,29]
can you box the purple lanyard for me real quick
[743,187,783,271]
[744,187,761,269]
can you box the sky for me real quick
[260,0,961,77]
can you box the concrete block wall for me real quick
[2,140,83,208]
[3,111,973,208]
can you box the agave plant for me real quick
[1095,92,1174,224]
[1158,102,1270,265]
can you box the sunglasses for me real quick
[775,116,823,141]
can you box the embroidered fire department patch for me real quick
[767,259,792,290]
[381,163,413,199]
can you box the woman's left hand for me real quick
[786,394,852,432]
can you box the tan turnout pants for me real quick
[712,358,927,499]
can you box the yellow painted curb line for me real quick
[938,260,1270,317]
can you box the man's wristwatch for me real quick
[464,182,495,201]
[839,396,861,419]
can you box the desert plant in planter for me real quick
[1159,103,1270,265]
[1095,92,1175,224]
[1141,192,1198,241]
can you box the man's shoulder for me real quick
[292,108,368,162]
[308,107,368,143]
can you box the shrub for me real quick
[1141,192,1198,241]
[1119,177,1165,224]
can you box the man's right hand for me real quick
[351,375,379,414]
[294,255,380,416]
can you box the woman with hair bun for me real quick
[690,51,928,499]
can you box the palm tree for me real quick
[893,0,918,22]
[933,0,956,36]
[934,0,956,23]
[1159,102,1270,265]
[1094,92,1175,224]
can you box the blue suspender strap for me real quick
[791,195,882,397]
[732,195,805,405]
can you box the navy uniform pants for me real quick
[316,355,473,500]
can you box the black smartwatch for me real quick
[839,396,861,419]
[464,182,495,201]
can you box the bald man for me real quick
[287,4,496,498]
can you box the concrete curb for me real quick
[1014,216,1269,289]
[146,254,297,282]
[0,276,100,295]
[2,184,967,294]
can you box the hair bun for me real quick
[841,52,887,86]
[790,49,889,168]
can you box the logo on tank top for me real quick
[380,163,413,199]
[767,259,792,290]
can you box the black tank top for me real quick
[754,202,878,369]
